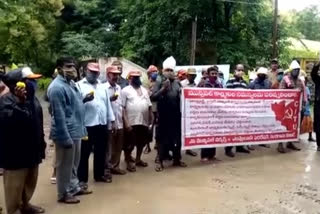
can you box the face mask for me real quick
[63,67,77,81]
[25,79,37,100]
[258,74,266,81]
[291,69,300,79]
[131,77,142,87]
[209,76,217,84]
[86,71,99,84]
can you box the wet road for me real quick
[1,94,320,214]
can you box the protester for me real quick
[269,58,280,88]
[0,67,45,214]
[225,64,251,157]
[76,63,115,185]
[311,61,320,151]
[144,65,159,154]
[48,57,91,204]
[177,69,187,81]
[300,76,315,141]
[112,60,129,89]
[122,71,153,172]
[181,68,198,157]
[151,56,187,171]
[105,66,127,175]
[271,69,284,89]
[249,67,272,148]
[278,60,305,153]
[198,66,223,162]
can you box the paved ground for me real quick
[1,93,320,214]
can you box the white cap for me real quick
[22,67,42,79]
[256,67,268,75]
[289,60,301,70]
[162,56,176,70]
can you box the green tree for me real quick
[0,0,63,74]
[295,6,320,41]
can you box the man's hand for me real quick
[111,121,117,134]
[110,94,118,102]
[161,79,170,91]
[14,86,27,103]
[83,92,94,103]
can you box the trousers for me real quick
[124,125,148,163]
[3,166,38,214]
[78,125,108,182]
[108,129,124,169]
[55,139,81,200]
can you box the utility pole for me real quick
[272,0,278,59]
[190,16,197,65]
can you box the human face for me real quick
[108,72,120,85]
[61,62,77,81]
[163,68,175,80]
[257,74,267,81]
[271,62,278,71]
[86,70,100,84]
[291,69,300,79]
[187,74,196,84]
[208,70,218,83]
[235,65,245,78]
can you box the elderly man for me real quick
[122,71,153,172]
[311,61,320,151]
[48,57,90,204]
[278,60,306,153]
[76,63,115,185]
[105,66,126,175]
[225,64,251,157]
[0,68,46,214]
[151,56,187,172]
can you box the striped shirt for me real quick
[226,78,248,89]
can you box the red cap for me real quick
[128,71,141,77]
[87,63,100,72]
[106,66,121,74]
[147,65,158,73]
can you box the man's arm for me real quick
[121,89,132,131]
[48,88,73,147]
[150,79,168,101]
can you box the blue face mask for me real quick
[86,71,99,84]
[277,74,283,82]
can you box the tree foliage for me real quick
[295,6,320,41]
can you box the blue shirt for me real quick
[249,79,271,89]
[304,87,311,116]
[76,78,115,127]
[48,75,87,147]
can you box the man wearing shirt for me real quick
[48,57,90,204]
[76,63,115,184]
[122,71,153,172]
[105,66,126,175]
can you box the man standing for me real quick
[151,56,187,171]
[311,61,320,151]
[278,60,305,153]
[105,66,127,175]
[199,67,223,162]
[225,64,251,157]
[122,71,153,172]
[269,58,279,89]
[112,60,129,89]
[181,68,198,157]
[48,57,91,204]
[76,63,115,185]
[0,68,45,214]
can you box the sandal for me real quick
[21,204,45,214]
[75,189,93,196]
[58,195,80,204]
[136,160,148,167]
[173,161,187,168]
[155,163,164,172]
[126,163,136,172]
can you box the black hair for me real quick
[207,66,218,73]
[56,57,75,68]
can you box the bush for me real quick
[37,78,52,90]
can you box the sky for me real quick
[279,0,320,11]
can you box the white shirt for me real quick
[105,82,123,130]
[76,79,115,127]
[122,85,152,127]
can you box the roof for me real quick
[288,37,320,53]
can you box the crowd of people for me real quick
[0,56,320,214]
